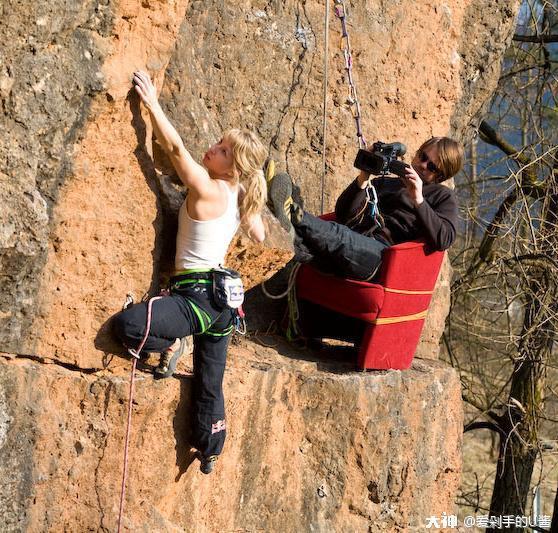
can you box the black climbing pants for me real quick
[112,277,235,457]
[294,211,388,281]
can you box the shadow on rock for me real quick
[248,332,360,375]
[243,260,296,333]
[244,260,365,374]
[173,375,197,480]
[93,315,127,360]
[93,314,162,377]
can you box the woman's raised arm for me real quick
[133,70,211,194]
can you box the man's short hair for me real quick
[417,137,464,182]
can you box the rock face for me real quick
[1,0,520,530]
[0,344,462,532]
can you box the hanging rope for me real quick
[332,1,384,230]
[260,263,301,300]
[117,295,162,533]
[260,263,303,340]
[334,0,367,149]
[321,0,330,214]
[263,2,375,336]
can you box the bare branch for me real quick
[513,33,558,43]
[478,121,530,164]
[464,421,508,439]
[478,189,518,262]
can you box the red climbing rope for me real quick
[117,295,162,532]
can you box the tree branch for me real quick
[513,33,558,43]
[500,60,558,81]
[478,121,530,164]
[464,421,508,439]
[478,189,518,262]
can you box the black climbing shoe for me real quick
[268,172,295,234]
[291,182,304,211]
[154,337,188,378]
[199,454,218,475]
[291,201,304,226]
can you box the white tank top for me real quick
[174,181,240,271]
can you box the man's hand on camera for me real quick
[403,166,424,207]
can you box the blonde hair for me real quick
[417,137,464,182]
[222,128,267,222]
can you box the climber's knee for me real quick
[111,306,145,346]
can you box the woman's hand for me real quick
[132,70,159,111]
[402,165,424,207]
[243,213,266,243]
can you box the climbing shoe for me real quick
[291,201,304,226]
[154,337,188,378]
[263,158,276,184]
[291,182,304,211]
[199,454,218,475]
[269,172,296,234]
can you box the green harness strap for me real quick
[173,278,212,287]
[205,324,234,337]
[183,297,213,334]
[187,297,234,337]
[174,283,233,337]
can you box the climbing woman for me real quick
[112,70,267,474]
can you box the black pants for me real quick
[112,281,234,457]
[295,212,388,280]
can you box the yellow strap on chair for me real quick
[371,309,428,325]
[384,288,434,295]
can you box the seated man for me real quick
[268,136,463,281]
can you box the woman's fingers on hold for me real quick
[133,70,151,86]
[140,71,152,84]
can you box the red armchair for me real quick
[295,214,445,370]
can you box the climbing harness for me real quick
[117,294,162,533]
[171,268,246,335]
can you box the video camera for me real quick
[354,141,410,178]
